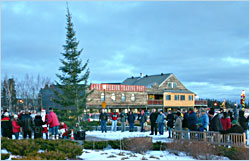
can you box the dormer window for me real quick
[168,82,177,88]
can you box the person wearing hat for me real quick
[41,109,49,139]
[208,108,223,132]
[1,112,13,139]
[156,110,166,135]
[198,109,209,131]
[12,114,21,139]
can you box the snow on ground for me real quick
[1,149,21,160]
[86,131,172,143]
[79,148,195,160]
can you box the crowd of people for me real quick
[2,106,249,140]
[1,108,72,140]
[99,107,249,138]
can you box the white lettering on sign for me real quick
[90,84,146,92]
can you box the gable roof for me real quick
[122,73,172,87]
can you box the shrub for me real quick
[164,140,217,159]
[215,146,249,160]
[39,151,67,160]
[5,139,40,156]
[122,137,153,153]
[83,141,108,149]
[153,142,168,150]
[57,142,83,159]
[108,140,120,149]
[1,153,10,160]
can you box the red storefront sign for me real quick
[90,84,145,92]
[195,100,208,106]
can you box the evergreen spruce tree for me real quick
[53,6,92,124]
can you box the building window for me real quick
[189,95,193,101]
[175,95,179,100]
[121,93,126,102]
[173,82,177,88]
[111,93,116,101]
[181,95,185,101]
[131,94,136,102]
[101,93,105,101]
[166,95,171,100]
[168,82,173,88]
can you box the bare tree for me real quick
[3,74,15,112]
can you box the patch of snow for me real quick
[86,131,172,143]
[38,149,45,153]
[79,149,195,160]
[1,149,9,154]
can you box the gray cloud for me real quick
[2,1,249,102]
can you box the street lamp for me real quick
[214,102,218,107]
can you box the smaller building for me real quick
[164,89,195,109]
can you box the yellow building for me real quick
[164,89,195,109]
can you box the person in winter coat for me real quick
[20,110,34,139]
[220,112,231,131]
[138,110,147,132]
[150,109,158,135]
[127,111,135,132]
[120,110,127,132]
[187,108,197,131]
[174,112,183,131]
[99,109,108,133]
[59,122,69,139]
[220,120,245,143]
[156,110,166,135]
[199,109,209,131]
[174,112,183,139]
[12,114,21,139]
[34,112,45,139]
[167,111,175,138]
[110,110,119,132]
[47,108,60,140]
[1,112,13,139]
[220,120,244,134]
[238,110,248,139]
[208,109,223,132]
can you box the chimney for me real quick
[140,73,143,78]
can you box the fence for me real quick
[172,130,247,147]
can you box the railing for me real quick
[172,130,247,147]
[148,100,163,105]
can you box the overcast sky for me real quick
[2,1,249,103]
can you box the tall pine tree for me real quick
[54,6,92,124]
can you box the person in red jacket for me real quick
[59,122,69,139]
[110,110,119,132]
[47,108,60,140]
[12,115,21,139]
[220,112,231,131]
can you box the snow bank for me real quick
[80,149,195,160]
[86,131,172,143]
